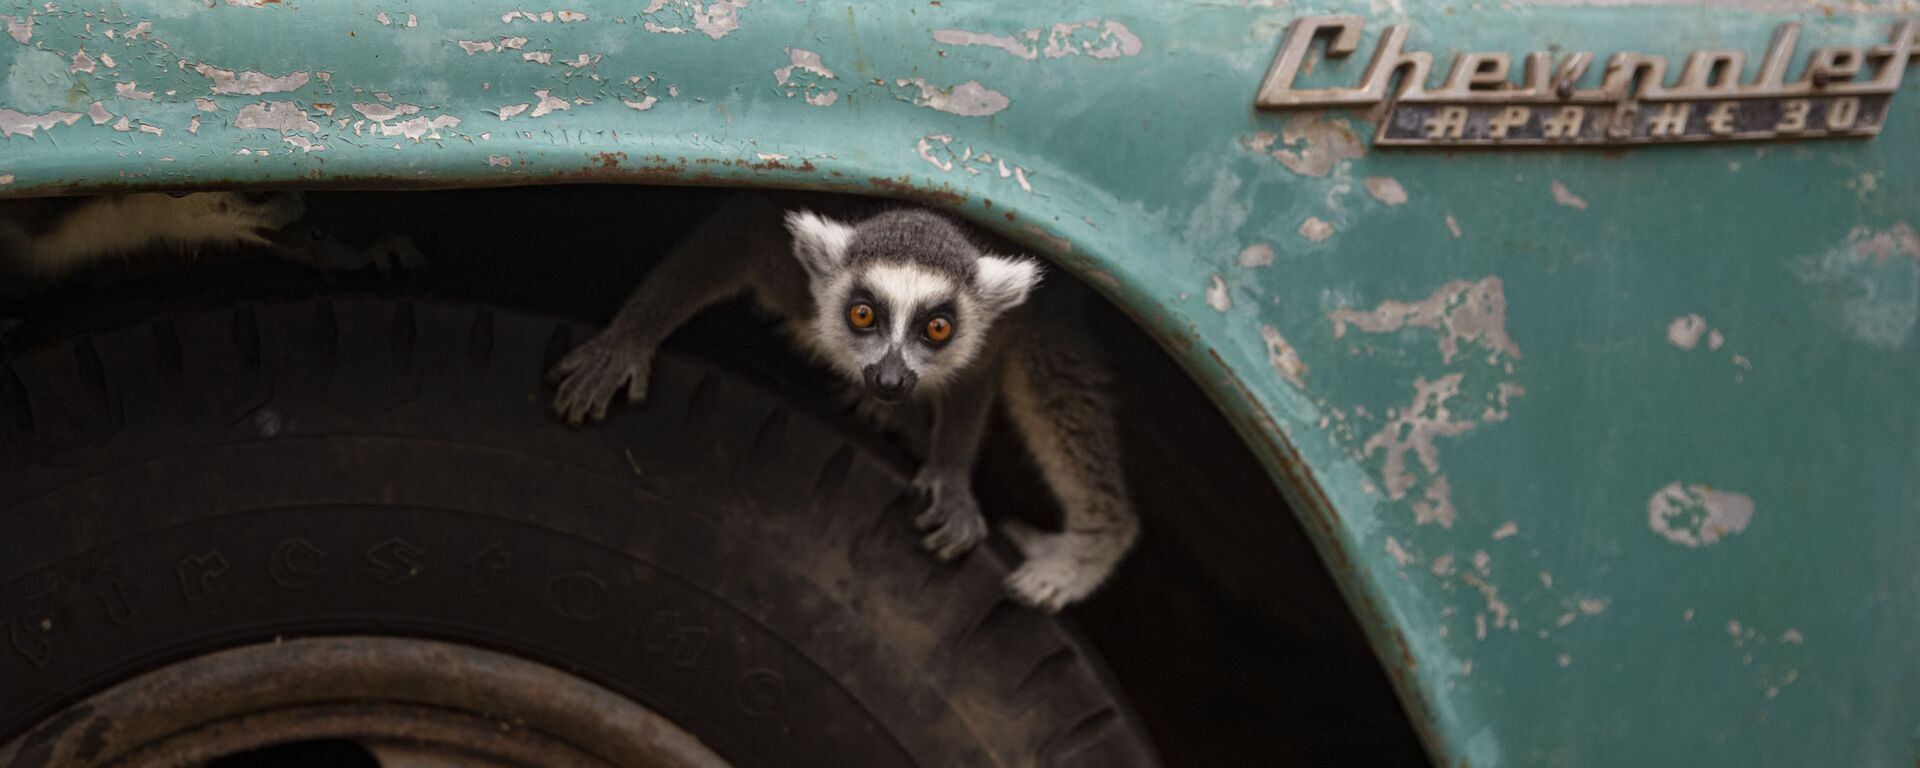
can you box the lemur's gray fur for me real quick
[550,191,1138,612]
[0,191,420,287]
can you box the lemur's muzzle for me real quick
[862,350,917,403]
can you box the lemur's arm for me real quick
[550,199,767,424]
[912,360,1000,560]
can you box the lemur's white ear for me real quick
[974,254,1044,314]
[784,210,857,278]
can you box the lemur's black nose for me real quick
[863,352,917,403]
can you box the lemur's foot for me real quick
[1000,521,1128,613]
[911,473,987,561]
[548,331,654,425]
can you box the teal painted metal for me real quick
[3,1,1916,765]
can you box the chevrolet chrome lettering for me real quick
[1255,15,1920,146]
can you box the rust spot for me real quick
[1003,212,1015,222]
[982,198,992,209]
[590,151,627,169]
[1391,629,1416,671]
[864,175,968,207]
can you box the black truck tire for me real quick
[0,296,1154,767]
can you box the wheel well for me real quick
[0,185,1426,765]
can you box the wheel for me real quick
[0,296,1155,767]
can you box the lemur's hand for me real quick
[911,470,988,561]
[548,329,654,425]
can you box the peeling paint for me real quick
[1667,314,1709,350]
[1445,214,1463,238]
[531,89,570,116]
[622,96,658,111]
[523,51,554,64]
[774,47,834,84]
[1206,275,1232,311]
[503,10,590,23]
[1794,223,1920,348]
[70,50,96,74]
[1481,382,1526,422]
[1261,325,1307,388]
[1412,474,1457,527]
[776,48,838,106]
[283,135,324,152]
[896,78,1009,117]
[234,101,318,133]
[1648,482,1755,548]
[86,101,112,126]
[195,98,219,112]
[353,102,460,139]
[1244,114,1364,177]
[1491,522,1518,540]
[638,0,747,40]
[915,134,1035,192]
[193,63,311,96]
[1550,180,1589,210]
[1331,278,1521,364]
[1365,374,1475,501]
[1239,243,1274,268]
[487,154,513,166]
[1366,176,1408,205]
[4,13,31,44]
[1386,536,1415,567]
[1298,216,1334,242]
[0,108,82,139]
[497,103,530,119]
[931,19,1141,61]
[115,81,156,101]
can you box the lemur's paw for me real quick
[912,476,987,561]
[548,332,654,426]
[1000,529,1129,613]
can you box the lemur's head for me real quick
[785,208,1043,403]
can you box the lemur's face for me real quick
[786,209,1042,403]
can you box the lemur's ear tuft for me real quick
[974,254,1044,314]
[784,210,857,279]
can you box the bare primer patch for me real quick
[1366,176,1408,205]
[1330,277,1521,364]
[1244,113,1364,177]
[1648,483,1754,547]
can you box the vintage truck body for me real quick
[2,1,1916,765]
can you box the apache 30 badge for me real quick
[1255,16,1919,147]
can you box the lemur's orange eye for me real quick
[925,317,953,343]
[848,303,876,330]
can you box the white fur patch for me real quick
[784,209,856,278]
[974,254,1043,313]
[864,263,954,340]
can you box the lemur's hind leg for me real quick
[998,338,1138,613]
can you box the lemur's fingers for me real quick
[1003,566,1069,614]
[921,513,986,561]
[545,345,589,385]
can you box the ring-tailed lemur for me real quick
[550,192,1138,612]
[0,191,419,288]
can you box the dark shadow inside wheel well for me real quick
[0,184,1428,767]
